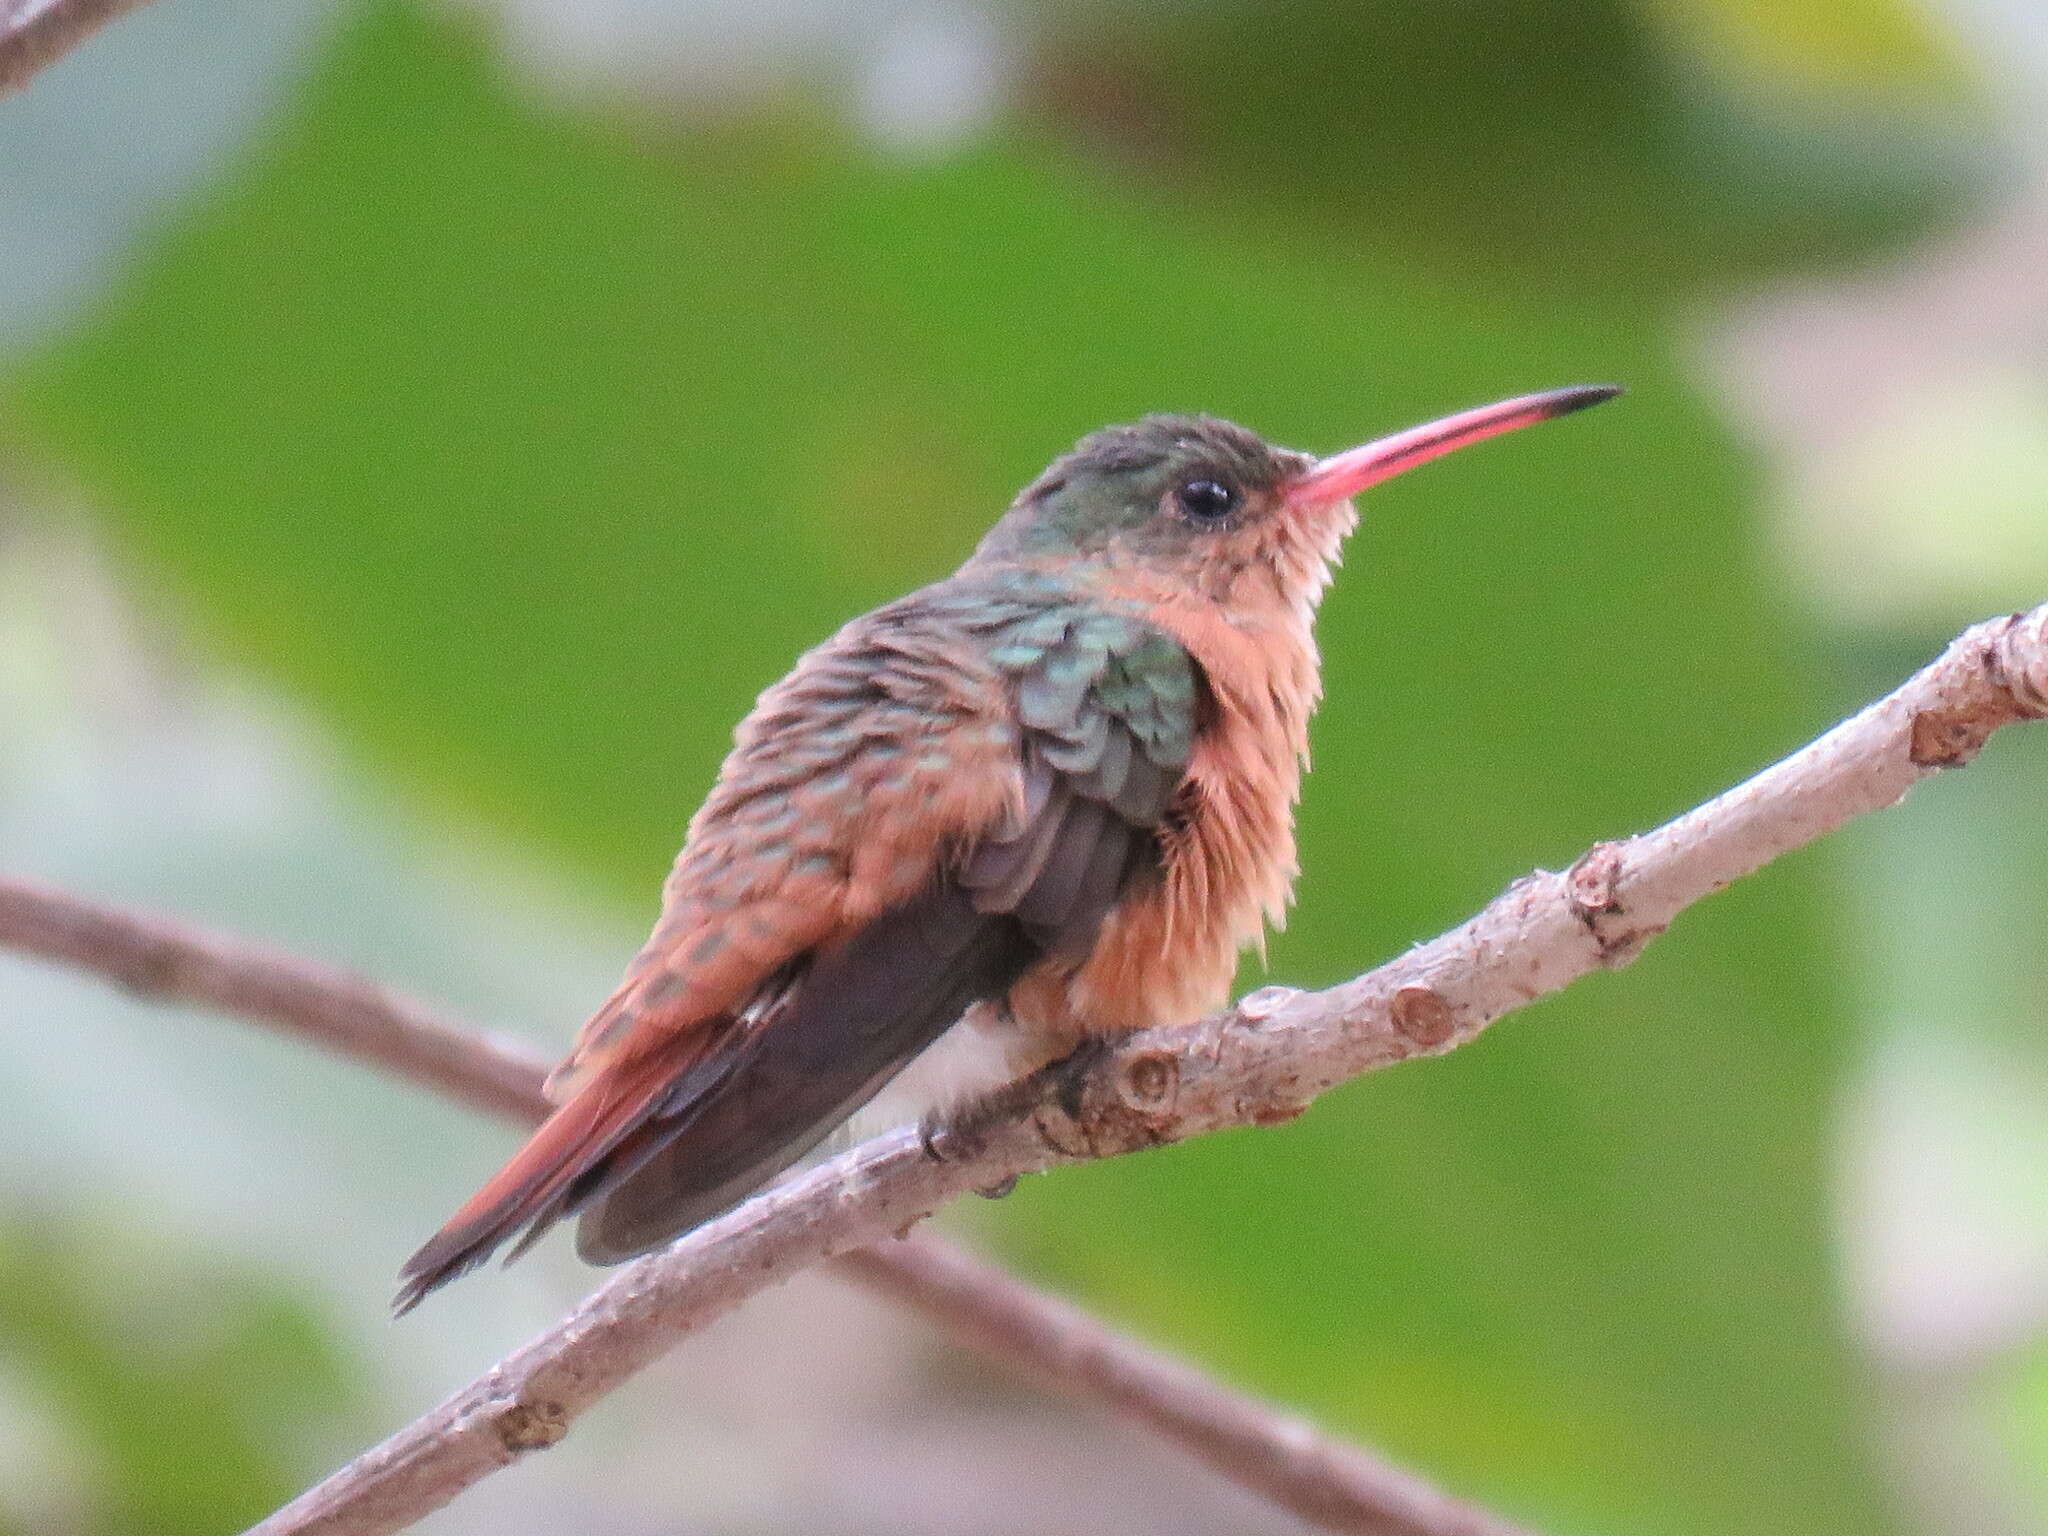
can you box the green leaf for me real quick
[1026,0,1965,293]
[1634,0,1972,97]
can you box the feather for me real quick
[398,575,1207,1303]
[392,1040,721,1312]
[577,878,1035,1262]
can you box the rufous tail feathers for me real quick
[393,1045,684,1313]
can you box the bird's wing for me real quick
[397,582,1197,1306]
[576,596,1200,1264]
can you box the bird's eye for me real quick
[1175,479,1237,523]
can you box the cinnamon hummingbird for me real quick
[397,384,1620,1311]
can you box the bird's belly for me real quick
[1018,891,1246,1039]
[1027,729,1298,1040]
[844,1001,1051,1140]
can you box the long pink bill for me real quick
[1286,384,1622,509]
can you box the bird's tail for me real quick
[393,1044,686,1314]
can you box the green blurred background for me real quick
[5,0,2048,1531]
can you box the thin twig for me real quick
[0,885,1527,1536]
[836,1240,1530,1536]
[235,601,2048,1536]
[0,0,154,96]
[0,877,548,1123]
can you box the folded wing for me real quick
[397,582,1197,1308]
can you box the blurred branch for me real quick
[0,877,1527,1536]
[241,601,2048,1536]
[0,0,153,95]
[0,876,547,1123]
[836,1238,1529,1536]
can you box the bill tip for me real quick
[1548,383,1625,417]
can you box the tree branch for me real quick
[834,1239,1531,1536]
[0,889,1535,1534]
[0,0,155,96]
[231,601,2048,1536]
[0,876,549,1124]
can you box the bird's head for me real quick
[972,386,1620,610]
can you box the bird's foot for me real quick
[919,1113,1009,1190]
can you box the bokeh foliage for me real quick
[0,1219,366,1535]
[6,0,1977,1530]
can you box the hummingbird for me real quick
[396,384,1619,1311]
